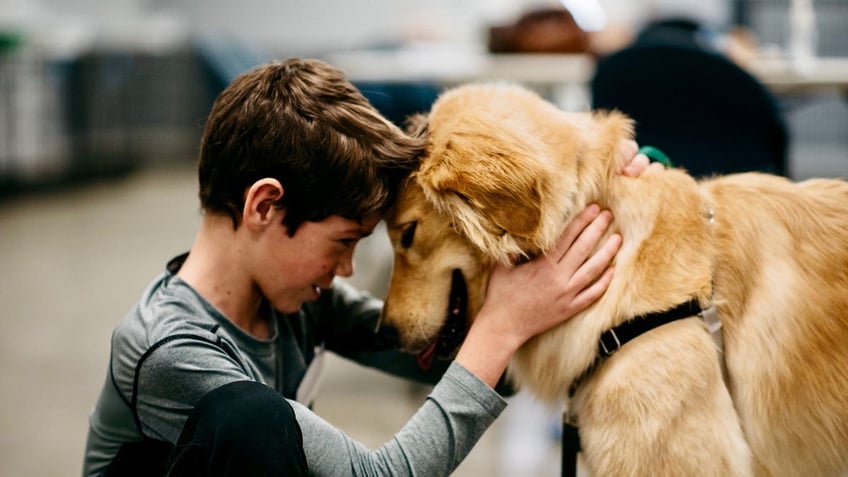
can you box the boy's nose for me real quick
[335,252,354,277]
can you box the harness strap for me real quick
[562,298,705,477]
[561,421,581,477]
[599,299,703,357]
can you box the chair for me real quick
[590,42,789,177]
[633,17,711,50]
[354,82,442,129]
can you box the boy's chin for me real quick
[274,298,306,314]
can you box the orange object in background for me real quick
[488,7,590,54]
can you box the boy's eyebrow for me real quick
[341,223,374,238]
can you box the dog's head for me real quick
[382,177,493,369]
[381,83,613,368]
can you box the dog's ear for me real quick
[416,124,553,260]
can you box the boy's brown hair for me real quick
[198,58,426,234]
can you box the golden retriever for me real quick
[380,83,848,476]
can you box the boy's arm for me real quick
[310,280,451,385]
[132,336,254,442]
[293,361,505,476]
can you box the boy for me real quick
[83,58,644,476]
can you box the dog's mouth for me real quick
[417,269,469,370]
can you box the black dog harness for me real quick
[561,298,706,477]
[598,299,703,358]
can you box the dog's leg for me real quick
[573,320,752,477]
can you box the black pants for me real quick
[103,381,309,477]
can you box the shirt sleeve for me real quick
[313,280,451,386]
[294,361,507,477]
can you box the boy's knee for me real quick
[198,380,298,440]
[169,381,307,476]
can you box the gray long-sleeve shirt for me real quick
[83,254,506,476]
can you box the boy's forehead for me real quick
[333,215,380,234]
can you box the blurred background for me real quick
[1,0,846,476]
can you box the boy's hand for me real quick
[455,140,655,388]
[617,140,665,176]
[456,205,620,386]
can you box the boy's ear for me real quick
[243,178,284,229]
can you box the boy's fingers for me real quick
[556,211,614,275]
[567,233,621,289]
[616,139,639,168]
[553,204,601,262]
[569,266,615,312]
[622,153,650,176]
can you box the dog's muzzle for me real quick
[416,269,469,369]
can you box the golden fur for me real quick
[381,83,848,476]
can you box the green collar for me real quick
[638,145,673,168]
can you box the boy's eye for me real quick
[401,222,417,249]
[339,238,357,247]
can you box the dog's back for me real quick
[703,173,848,476]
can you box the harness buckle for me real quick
[699,306,723,348]
[599,329,621,356]
[699,305,729,384]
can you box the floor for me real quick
[1,120,845,476]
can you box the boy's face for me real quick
[252,213,379,313]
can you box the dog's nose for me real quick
[374,324,400,349]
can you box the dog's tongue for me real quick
[417,341,438,370]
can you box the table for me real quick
[323,47,848,95]
[745,56,848,93]
[323,48,594,86]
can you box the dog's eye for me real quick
[401,222,417,248]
